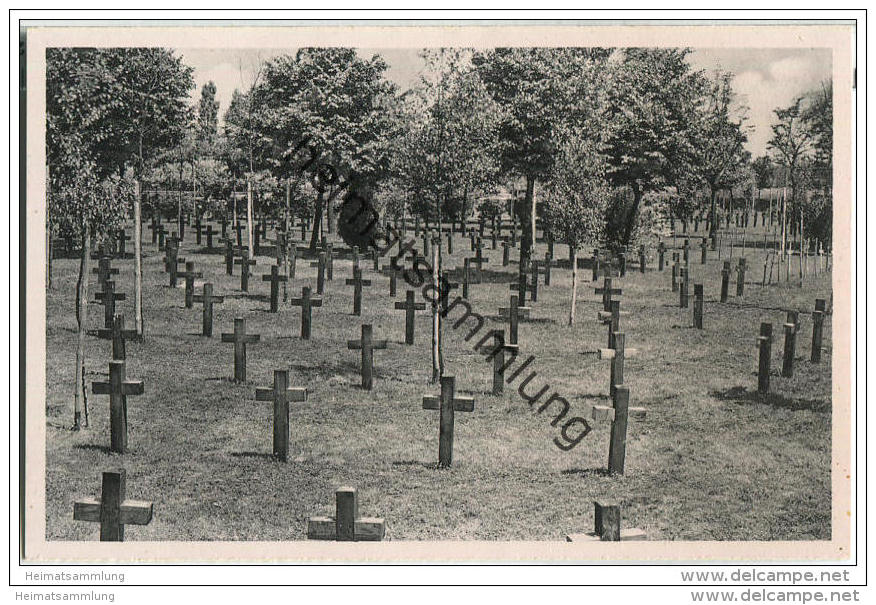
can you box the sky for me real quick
[177,46,832,158]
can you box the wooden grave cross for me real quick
[96,313,137,360]
[657,241,666,271]
[439,271,459,316]
[91,256,119,291]
[591,384,646,475]
[638,245,646,273]
[499,294,531,345]
[147,219,161,244]
[345,267,372,316]
[682,238,691,264]
[700,238,708,264]
[720,261,731,303]
[73,470,153,542]
[462,258,472,298]
[347,324,387,390]
[566,501,646,542]
[234,250,256,292]
[597,331,638,398]
[595,275,622,312]
[782,310,799,378]
[811,299,826,363]
[693,284,704,329]
[289,286,322,340]
[591,248,601,281]
[757,322,773,394]
[308,252,327,295]
[221,318,261,383]
[596,299,628,349]
[307,487,385,541]
[205,224,216,250]
[262,265,288,313]
[422,375,474,468]
[501,239,511,266]
[116,229,132,258]
[473,239,490,273]
[395,289,426,345]
[484,329,518,396]
[542,252,553,286]
[192,283,224,337]
[92,360,144,453]
[736,258,747,297]
[194,217,205,245]
[157,225,166,251]
[529,261,540,302]
[95,280,126,329]
[508,269,532,307]
[325,243,334,281]
[678,266,689,308]
[255,369,307,462]
[178,261,203,308]
[222,238,234,275]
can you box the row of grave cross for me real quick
[74,474,644,542]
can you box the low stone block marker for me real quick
[73,469,153,542]
[307,487,385,541]
[566,501,646,542]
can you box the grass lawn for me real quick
[44,222,832,541]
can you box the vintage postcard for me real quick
[22,19,856,565]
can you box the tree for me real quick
[604,48,707,247]
[87,48,194,336]
[197,81,220,150]
[246,49,398,252]
[768,96,815,255]
[690,71,751,240]
[542,127,613,325]
[46,48,137,429]
[751,155,775,189]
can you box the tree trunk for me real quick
[309,190,324,253]
[246,180,254,258]
[621,183,644,248]
[73,223,90,430]
[133,180,144,336]
[569,245,578,326]
[431,240,441,384]
[283,180,291,302]
[178,159,184,239]
[518,176,536,276]
[708,185,718,240]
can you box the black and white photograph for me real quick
[20,18,857,573]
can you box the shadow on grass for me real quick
[560,467,612,477]
[224,293,270,302]
[72,444,116,455]
[709,386,830,413]
[229,451,277,460]
[391,460,434,470]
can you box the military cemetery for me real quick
[43,43,834,547]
